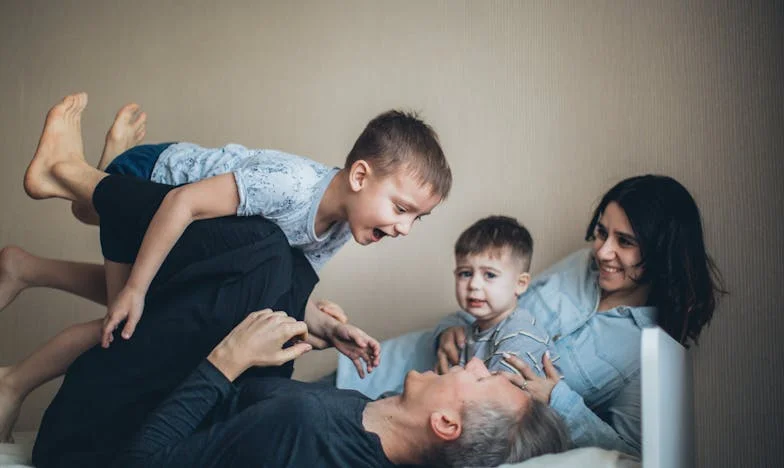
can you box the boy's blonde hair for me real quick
[345,110,452,200]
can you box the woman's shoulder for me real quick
[521,248,598,320]
[532,248,594,287]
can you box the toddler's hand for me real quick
[330,323,381,379]
[436,326,465,374]
[102,286,146,348]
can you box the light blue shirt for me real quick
[518,249,654,456]
[150,142,353,271]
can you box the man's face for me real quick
[346,163,442,245]
[402,358,530,416]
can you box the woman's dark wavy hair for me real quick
[584,175,726,347]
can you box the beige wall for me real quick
[0,0,781,466]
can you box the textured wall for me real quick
[0,1,781,466]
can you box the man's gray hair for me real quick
[431,399,571,467]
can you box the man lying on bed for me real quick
[29,174,568,465]
[114,309,570,467]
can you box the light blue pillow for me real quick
[336,328,437,399]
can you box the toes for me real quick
[65,92,88,118]
[62,94,75,110]
[118,103,140,121]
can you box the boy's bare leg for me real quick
[0,246,107,311]
[0,319,102,442]
[71,103,148,226]
[24,92,107,205]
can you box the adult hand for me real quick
[101,285,146,348]
[501,352,562,404]
[435,326,465,374]
[208,309,311,381]
[329,323,381,379]
[315,299,349,324]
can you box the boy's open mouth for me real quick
[372,228,387,242]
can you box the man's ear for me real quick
[515,272,531,297]
[348,160,372,192]
[429,411,462,442]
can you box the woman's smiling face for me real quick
[592,201,646,300]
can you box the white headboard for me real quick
[641,327,694,468]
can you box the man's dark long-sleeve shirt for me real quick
[114,360,397,467]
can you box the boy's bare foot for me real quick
[0,246,29,312]
[98,103,147,170]
[0,367,22,443]
[23,92,89,200]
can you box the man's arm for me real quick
[112,310,311,467]
[101,173,240,346]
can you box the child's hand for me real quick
[436,326,466,374]
[102,286,146,348]
[315,299,348,324]
[329,323,381,379]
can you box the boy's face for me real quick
[347,162,442,245]
[454,248,530,330]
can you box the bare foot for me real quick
[98,103,147,170]
[0,246,29,312]
[23,92,89,200]
[0,367,22,443]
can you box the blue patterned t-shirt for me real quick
[150,142,352,271]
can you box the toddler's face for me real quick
[454,249,528,330]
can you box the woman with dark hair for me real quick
[436,174,725,457]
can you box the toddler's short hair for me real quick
[454,216,534,272]
[345,110,452,200]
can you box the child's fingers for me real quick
[454,327,466,348]
[370,340,381,367]
[436,351,450,374]
[352,357,366,379]
[439,333,461,364]
[121,312,141,340]
[102,316,120,348]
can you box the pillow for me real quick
[336,328,436,399]
[502,447,641,468]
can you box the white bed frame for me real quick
[641,327,695,468]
